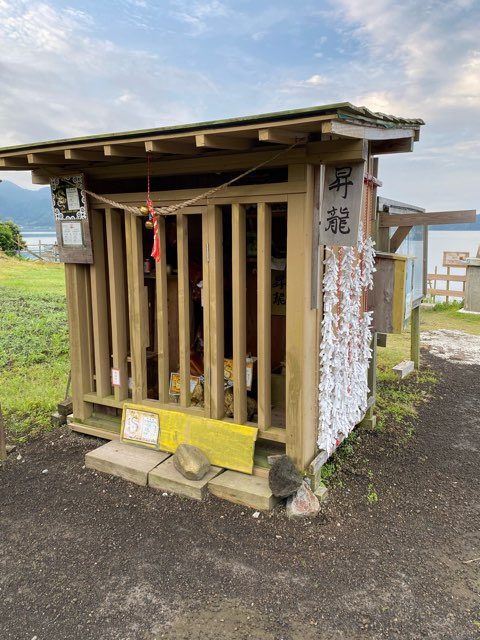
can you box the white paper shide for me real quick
[318,221,376,456]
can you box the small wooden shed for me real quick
[0,103,426,496]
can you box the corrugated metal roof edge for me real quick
[0,102,424,154]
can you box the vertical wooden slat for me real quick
[257,202,271,430]
[177,213,191,407]
[202,210,211,415]
[205,205,224,419]
[232,203,247,424]
[65,263,93,420]
[105,208,128,401]
[156,216,170,403]
[89,210,111,397]
[125,213,147,403]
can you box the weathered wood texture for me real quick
[368,253,408,334]
[285,165,318,471]
[380,210,476,227]
[257,202,272,430]
[105,208,129,401]
[410,305,420,369]
[155,216,170,402]
[125,213,147,402]
[176,214,191,407]
[89,210,111,397]
[204,205,225,419]
[232,204,248,424]
[65,263,94,420]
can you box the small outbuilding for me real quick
[1,103,435,507]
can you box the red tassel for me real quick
[148,198,161,262]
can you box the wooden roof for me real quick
[0,102,424,172]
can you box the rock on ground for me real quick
[268,455,303,497]
[286,480,320,519]
[173,444,210,480]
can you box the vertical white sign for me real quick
[320,161,365,247]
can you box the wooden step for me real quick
[85,440,170,486]
[148,457,223,501]
[208,470,280,511]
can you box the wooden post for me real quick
[411,304,420,369]
[155,216,170,403]
[285,165,317,471]
[125,213,147,403]
[90,210,112,398]
[360,333,377,430]
[177,213,191,407]
[232,203,247,424]
[64,264,94,420]
[0,403,6,462]
[257,202,272,430]
[446,266,451,303]
[105,208,129,402]
[433,266,438,303]
[204,205,224,420]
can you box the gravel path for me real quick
[0,345,479,639]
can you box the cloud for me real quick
[0,0,218,147]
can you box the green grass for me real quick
[0,255,69,442]
[322,301,480,492]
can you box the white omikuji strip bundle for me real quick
[318,228,376,456]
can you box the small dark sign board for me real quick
[50,175,93,264]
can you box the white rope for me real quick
[83,142,299,216]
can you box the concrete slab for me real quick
[208,470,280,511]
[85,441,170,486]
[148,457,223,501]
[392,359,415,379]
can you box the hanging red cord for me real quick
[147,153,161,262]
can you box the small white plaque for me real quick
[111,368,121,387]
[61,221,83,246]
[66,187,81,211]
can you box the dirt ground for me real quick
[1,347,479,640]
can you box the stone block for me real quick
[208,470,280,511]
[392,360,415,379]
[149,457,223,500]
[85,441,170,486]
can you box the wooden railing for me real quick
[427,267,466,301]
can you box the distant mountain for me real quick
[430,214,480,231]
[0,180,53,230]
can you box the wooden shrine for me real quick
[1,103,451,503]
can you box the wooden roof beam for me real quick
[371,137,414,155]
[145,140,197,155]
[28,152,76,165]
[258,128,308,145]
[103,144,147,158]
[322,120,417,142]
[390,226,413,252]
[65,149,106,162]
[380,210,477,227]
[195,134,253,151]
[0,157,29,168]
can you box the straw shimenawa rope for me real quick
[83,141,299,216]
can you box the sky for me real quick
[0,0,478,214]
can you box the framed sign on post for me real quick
[50,175,93,263]
[443,251,469,267]
[319,161,365,247]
